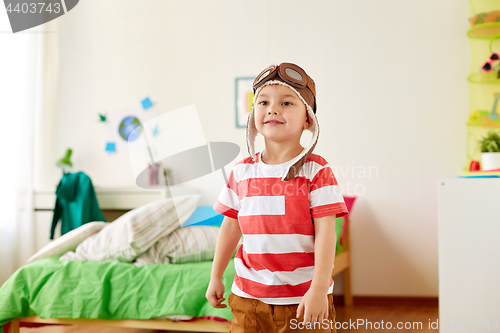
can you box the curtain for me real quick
[0,18,58,285]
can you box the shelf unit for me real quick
[466,2,500,170]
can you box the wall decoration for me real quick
[141,97,153,110]
[103,97,159,154]
[235,77,255,128]
[105,142,116,153]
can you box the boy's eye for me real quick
[283,101,292,106]
[259,101,268,105]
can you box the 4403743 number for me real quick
[5,2,61,14]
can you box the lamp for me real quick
[56,149,73,173]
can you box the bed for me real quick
[1,196,355,333]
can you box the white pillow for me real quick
[27,222,108,263]
[60,194,200,262]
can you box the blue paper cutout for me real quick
[105,142,116,153]
[152,124,159,137]
[141,97,153,110]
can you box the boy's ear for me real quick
[303,113,312,130]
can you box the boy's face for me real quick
[254,84,311,143]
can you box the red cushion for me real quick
[339,195,356,246]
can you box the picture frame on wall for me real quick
[235,77,255,128]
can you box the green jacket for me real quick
[50,172,106,239]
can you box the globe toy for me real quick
[119,116,141,142]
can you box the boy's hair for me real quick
[246,62,320,181]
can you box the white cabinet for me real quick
[438,179,500,333]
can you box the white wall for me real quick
[39,0,471,297]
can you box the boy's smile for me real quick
[254,84,311,143]
[264,119,284,126]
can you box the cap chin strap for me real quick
[246,80,319,181]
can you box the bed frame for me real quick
[8,214,353,333]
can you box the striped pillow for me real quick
[132,226,243,266]
[60,195,200,262]
[133,226,219,265]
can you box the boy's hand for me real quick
[206,279,227,308]
[296,288,329,324]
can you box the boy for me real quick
[206,63,348,332]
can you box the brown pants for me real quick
[228,293,336,333]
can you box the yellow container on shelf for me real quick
[468,0,500,38]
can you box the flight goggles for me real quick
[253,63,317,111]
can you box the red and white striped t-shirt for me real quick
[213,151,348,305]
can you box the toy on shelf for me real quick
[481,52,500,81]
[468,92,500,127]
[470,46,500,83]
[489,92,500,119]
[470,160,481,171]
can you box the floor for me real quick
[335,305,439,332]
[19,305,439,333]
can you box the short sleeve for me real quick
[309,165,349,218]
[213,169,241,219]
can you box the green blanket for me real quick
[0,257,236,332]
